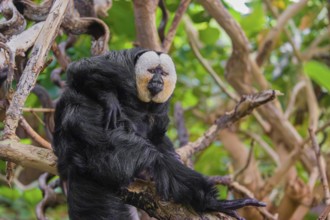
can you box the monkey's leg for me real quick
[67,172,132,220]
[151,154,265,219]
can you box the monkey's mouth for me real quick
[148,82,163,96]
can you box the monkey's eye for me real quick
[147,68,156,74]
[147,68,169,76]
[161,71,169,76]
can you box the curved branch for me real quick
[62,1,109,55]
[0,0,26,37]
[13,0,53,22]
[36,173,65,220]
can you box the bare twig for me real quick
[19,117,52,150]
[157,0,168,42]
[284,81,306,119]
[260,148,301,199]
[174,103,189,147]
[320,205,330,220]
[302,28,330,60]
[256,0,309,66]
[177,90,280,162]
[309,128,330,205]
[184,16,238,101]
[162,0,191,52]
[241,131,280,166]
[22,108,55,113]
[301,121,330,147]
[263,0,303,61]
[234,141,255,179]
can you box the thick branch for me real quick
[133,0,161,50]
[0,140,57,174]
[0,0,26,37]
[13,0,53,22]
[3,0,69,138]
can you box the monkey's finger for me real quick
[217,198,266,210]
[218,210,245,220]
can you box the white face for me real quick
[135,51,177,103]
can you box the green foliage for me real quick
[199,26,221,45]
[0,186,41,219]
[1,0,329,218]
[304,61,330,91]
[194,143,229,176]
[240,3,266,37]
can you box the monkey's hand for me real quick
[206,198,266,220]
[153,154,266,220]
[102,94,122,129]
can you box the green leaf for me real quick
[181,90,198,108]
[199,27,220,45]
[0,186,20,201]
[22,188,42,206]
[304,61,330,91]
[240,4,265,36]
[191,11,211,23]
[20,139,32,145]
[194,144,228,176]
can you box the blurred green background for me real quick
[0,0,329,219]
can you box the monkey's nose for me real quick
[148,73,164,96]
[148,82,163,96]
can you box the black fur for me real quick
[53,48,265,220]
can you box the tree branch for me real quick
[3,0,69,139]
[0,140,57,174]
[19,117,51,150]
[256,0,308,66]
[162,0,191,52]
[177,90,280,162]
[133,0,161,50]
[309,128,330,205]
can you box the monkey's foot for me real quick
[213,198,266,220]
